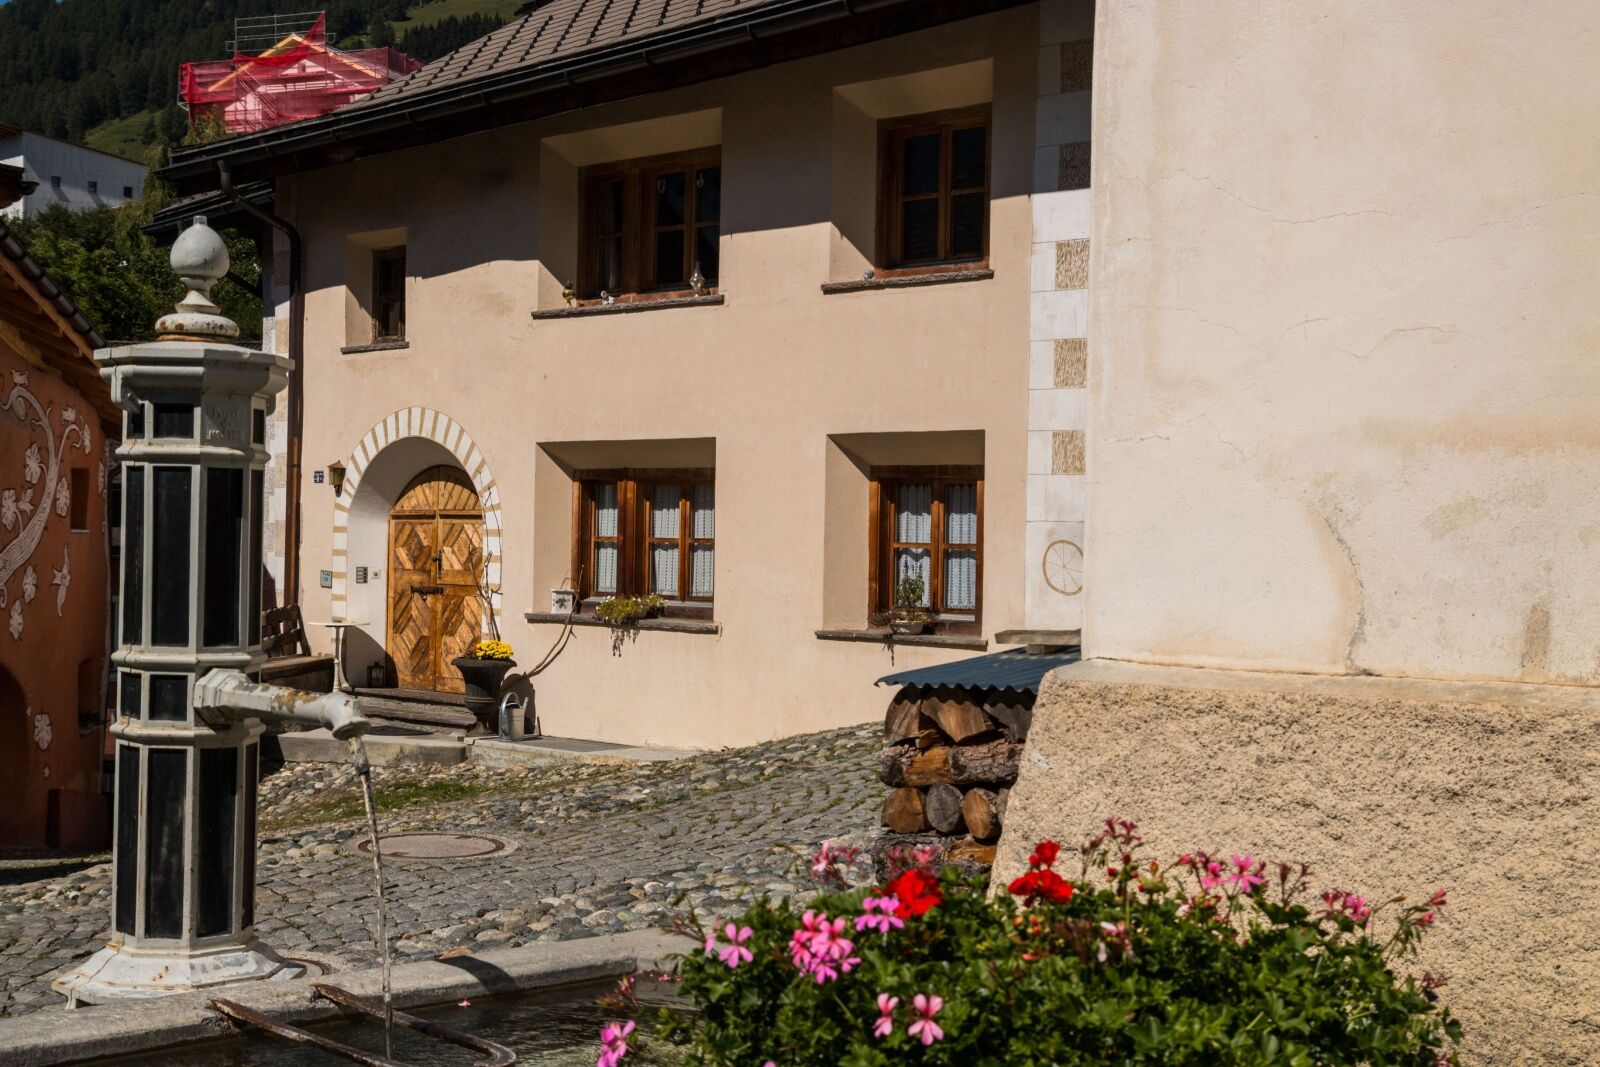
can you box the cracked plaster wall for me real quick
[1084,0,1600,682]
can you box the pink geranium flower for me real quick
[1228,855,1266,893]
[596,1019,635,1067]
[854,895,906,934]
[718,923,753,969]
[907,993,944,1046]
[873,993,899,1038]
[788,911,860,984]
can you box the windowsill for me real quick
[821,268,993,295]
[341,341,410,354]
[814,628,989,651]
[530,293,724,319]
[524,611,720,635]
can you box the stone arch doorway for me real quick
[387,465,484,693]
[331,407,502,692]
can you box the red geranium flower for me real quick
[883,869,942,919]
[1009,868,1074,906]
[1029,840,1061,869]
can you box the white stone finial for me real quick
[156,215,240,340]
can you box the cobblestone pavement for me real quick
[0,723,881,1018]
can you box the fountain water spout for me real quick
[195,669,369,740]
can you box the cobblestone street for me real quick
[0,723,880,1019]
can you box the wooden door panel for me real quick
[388,518,437,691]
[432,518,485,691]
[386,477,486,695]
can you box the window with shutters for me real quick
[574,471,715,616]
[578,148,721,301]
[878,107,991,274]
[869,468,982,630]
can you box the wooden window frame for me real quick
[876,105,992,277]
[577,147,722,303]
[371,246,406,342]
[571,469,715,618]
[868,466,984,633]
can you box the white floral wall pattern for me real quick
[0,370,89,638]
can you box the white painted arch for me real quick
[330,407,502,627]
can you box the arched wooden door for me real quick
[387,466,484,693]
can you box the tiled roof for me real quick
[350,0,786,110]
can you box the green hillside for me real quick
[82,109,164,163]
[394,0,523,31]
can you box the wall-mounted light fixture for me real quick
[326,460,346,496]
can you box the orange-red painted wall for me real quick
[0,339,112,848]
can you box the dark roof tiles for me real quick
[350,0,785,110]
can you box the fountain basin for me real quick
[2,929,686,1066]
[110,977,683,1066]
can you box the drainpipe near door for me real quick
[218,160,304,608]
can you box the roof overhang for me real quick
[0,218,118,426]
[0,163,36,210]
[160,0,1033,194]
[145,182,276,242]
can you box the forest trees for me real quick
[0,0,482,142]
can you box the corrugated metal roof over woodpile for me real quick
[352,0,785,111]
[876,648,1082,696]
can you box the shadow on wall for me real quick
[295,14,1034,292]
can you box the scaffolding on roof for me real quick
[181,13,423,135]
[227,11,326,55]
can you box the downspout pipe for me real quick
[218,159,304,608]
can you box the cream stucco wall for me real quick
[284,10,1041,748]
[1084,1,1600,682]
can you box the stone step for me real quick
[355,696,478,734]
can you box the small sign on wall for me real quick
[355,566,368,584]
[320,569,332,589]
[313,469,325,484]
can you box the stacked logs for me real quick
[878,685,1032,867]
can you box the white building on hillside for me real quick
[0,123,147,219]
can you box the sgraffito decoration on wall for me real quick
[1042,538,1084,597]
[0,369,90,638]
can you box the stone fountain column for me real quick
[53,218,363,1003]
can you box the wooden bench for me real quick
[254,605,336,693]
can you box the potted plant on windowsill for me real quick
[595,594,668,626]
[453,639,516,723]
[874,573,934,636]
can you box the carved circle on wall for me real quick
[1042,539,1084,596]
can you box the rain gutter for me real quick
[217,159,305,607]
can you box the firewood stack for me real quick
[878,684,1032,868]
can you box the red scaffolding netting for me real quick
[180,15,423,134]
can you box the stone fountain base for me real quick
[52,937,303,1004]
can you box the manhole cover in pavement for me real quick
[353,832,517,861]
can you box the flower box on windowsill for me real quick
[814,628,988,651]
[529,292,723,319]
[820,267,992,295]
[524,610,719,636]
